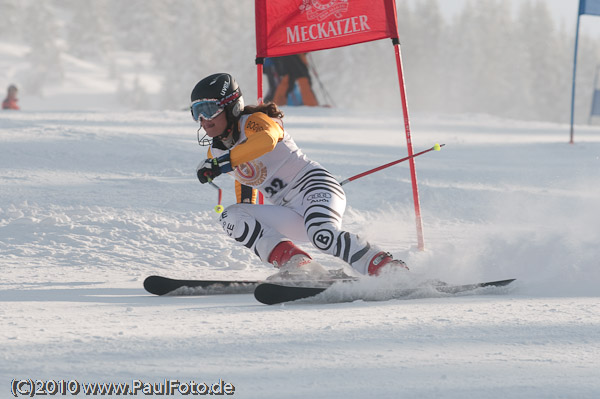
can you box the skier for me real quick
[192,73,407,277]
[2,84,20,110]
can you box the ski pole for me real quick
[207,178,224,214]
[339,143,444,186]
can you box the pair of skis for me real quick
[143,274,516,305]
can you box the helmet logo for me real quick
[220,79,230,96]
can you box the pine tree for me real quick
[67,0,115,61]
[408,0,445,112]
[22,1,63,95]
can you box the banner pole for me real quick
[392,39,425,251]
[256,57,265,205]
[570,14,582,144]
[256,57,264,104]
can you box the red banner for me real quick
[255,0,399,58]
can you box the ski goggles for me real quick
[191,100,224,122]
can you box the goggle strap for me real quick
[219,90,240,107]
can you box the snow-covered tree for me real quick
[67,0,115,61]
[21,1,63,95]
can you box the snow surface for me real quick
[1,105,600,398]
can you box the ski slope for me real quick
[1,108,600,398]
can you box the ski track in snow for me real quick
[1,109,600,398]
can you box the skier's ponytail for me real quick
[241,102,284,119]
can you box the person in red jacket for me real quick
[2,84,20,110]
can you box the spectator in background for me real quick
[2,84,20,110]
[264,54,318,106]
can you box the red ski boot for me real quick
[367,252,409,276]
[267,241,333,280]
[268,241,312,268]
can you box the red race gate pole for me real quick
[256,59,265,204]
[392,39,425,251]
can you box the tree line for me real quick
[2,0,599,123]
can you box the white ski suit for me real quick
[207,111,383,275]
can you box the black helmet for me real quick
[190,73,244,123]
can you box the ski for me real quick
[145,274,516,303]
[143,275,260,296]
[254,278,516,305]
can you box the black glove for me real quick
[196,152,233,184]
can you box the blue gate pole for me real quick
[570,14,582,144]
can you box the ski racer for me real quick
[192,73,407,276]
